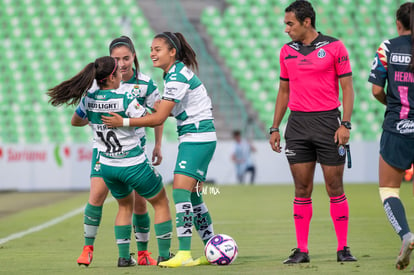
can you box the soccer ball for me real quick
[204,234,238,265]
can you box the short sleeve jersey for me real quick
[76,70,160,147]
[279,33,352,112]
[162,61,216,143]
[77,88,147,167]
[368,35,414,137]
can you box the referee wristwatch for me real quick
[269,127,280,134]
[341,121,352,130]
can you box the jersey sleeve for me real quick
[75,98,87,119]
[143,78,161,111]
[279,45,289,81]
[334,40,352,77]
[162,78,190,103]
[368,41,388,87]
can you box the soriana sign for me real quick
[0,144,92,191]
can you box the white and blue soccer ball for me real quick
[204,234,238,265]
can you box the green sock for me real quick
[191,192,214,245]
[173,188,193,251]
[155,220,172,258]
[114,224,131,259]
[83,203,103,246]
[133,213,150,251]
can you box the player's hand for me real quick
[152,145,163,166]
[334,126,350,145]
[101,112,123,128]
[269,132,282,153]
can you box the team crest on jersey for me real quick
[132,85,140,97]
[317,49,326,58]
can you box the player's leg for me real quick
[125,160,173,266]
[114,192,136,267]
[132,191,158,265]
[100,163,136,267]
[145,187,173,265]
[188,182,214,266]
[379,131,414,270]
[283,162,315,264]
[77,148,109,266]
[159,141,216,267]
[158,173,197,267]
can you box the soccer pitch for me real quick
[0,183,412,274]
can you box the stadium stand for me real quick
[1,0,408,143]
[201,0,407,141]
[0,0,176,143]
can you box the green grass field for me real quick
[1,183,414,274]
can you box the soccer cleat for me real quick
[77,245,93,267]
[283,248,310,264]
[396,233,414,270]
[337,246,357,262]
[158,250,193,268]
[137,250,157,266]
[184,255,210,266]
[118,254,137,267]
[157,252,174,266]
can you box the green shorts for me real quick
[90,148,101,178]
[174,141,216,182]
[100,158,163,199]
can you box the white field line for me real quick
[0,198,115,245]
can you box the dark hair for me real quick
[396,2,414,72]
[47,56,117,106]
[285,0,316,29]
[233,130,241,138]
[109,35,140,80]
[154,32,199,72]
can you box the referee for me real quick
[269,0,357,264]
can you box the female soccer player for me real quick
[102,32,216,267]
[368,2,414,270]
[47,56,172,267]
[73,36,164,266]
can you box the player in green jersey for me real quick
[70,36,164,266]
[48,56,172,267]
[102,32,216,267]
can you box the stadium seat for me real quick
[0,0,177,144]
[200,0,408,141]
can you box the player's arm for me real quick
[71,112,89,127]
[335,75,354,145]
[269,79,289,153]
[102,99,175,128]
[372,84,387,105]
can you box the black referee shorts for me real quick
[284,108,346,166]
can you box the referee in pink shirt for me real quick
[269,0,356,264]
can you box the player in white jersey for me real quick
[72,36,164,266]
[102,32,216,267]
[47,56,172,267]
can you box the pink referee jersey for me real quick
[279,33,352,112]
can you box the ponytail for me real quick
[47,56,116,106]
[155,32,199,72]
